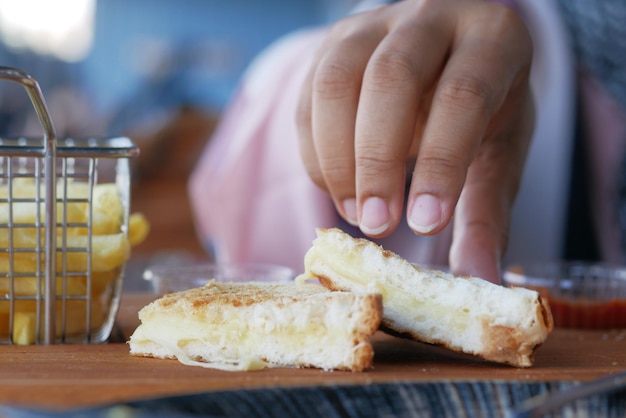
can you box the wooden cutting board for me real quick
[0,293,625,411]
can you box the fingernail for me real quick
[408,194,441,233]
[360,197,391,235]
[342,198,358,226]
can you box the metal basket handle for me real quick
[0,66,58,343]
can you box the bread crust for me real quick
[130,281,382,372]
[308,228,554,368]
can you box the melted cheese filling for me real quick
[300,240,475,342]
[130,302,357,371]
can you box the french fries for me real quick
[0,201,87,226]
[0,275,87,297]
[0,180,124,235]
[0,180,149,344]
[0,259,120,296]
[0,300,105,345]
[128,213,150,247]
[0,232,131,271]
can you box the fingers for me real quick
[451,93,535,284]
[297,20,385,224]
[312,33,383,225]
[296,0,535,281]
[298,4,455,236]
[407,4,533,237]
[354,20,452,236]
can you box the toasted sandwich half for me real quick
[128,281,382,372]
[298,228,553,368]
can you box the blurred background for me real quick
[0,0,358,269]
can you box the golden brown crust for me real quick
[319,277,552,367]
[352,293,383,371]
[157,281,330,310]
[317,276,340,292]
[135,280,382,372]
[322,272,551,368]
[351,344,375,372]
[358,293,383,335]
[310,228,554,368]
[316,277,380,371]
[539,295,555,332]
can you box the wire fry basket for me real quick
[0,67,139,344]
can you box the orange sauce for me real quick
[546,296,626,329]
[506,264,626,329]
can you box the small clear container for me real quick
[143,262,295,295]
[503,261,626,329]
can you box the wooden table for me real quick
[0,293,625,412]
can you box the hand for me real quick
[296,0,535,283]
